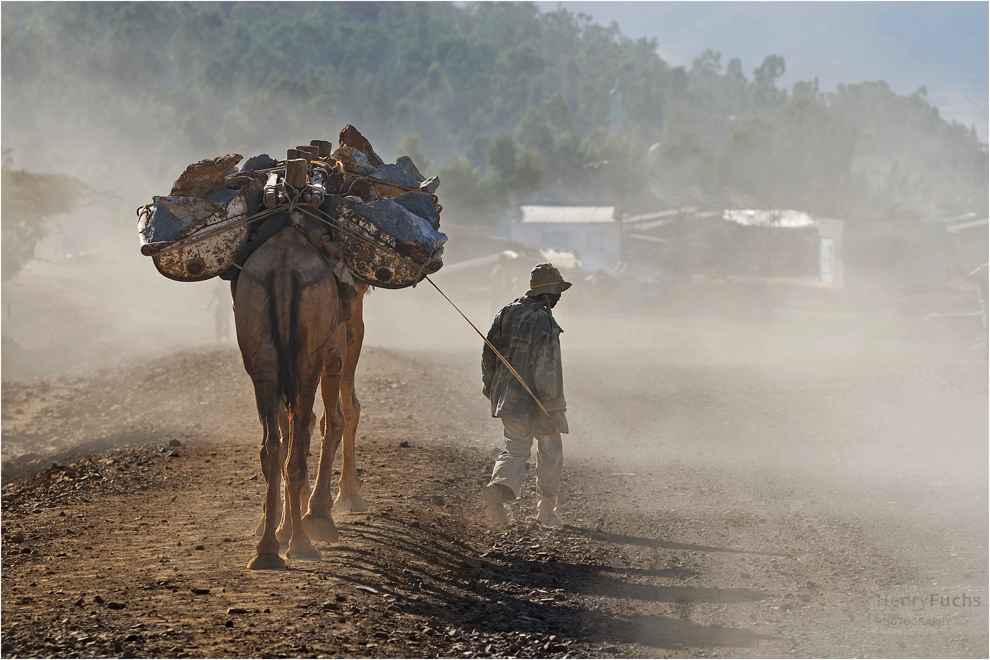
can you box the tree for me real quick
[753,54,786,89]
[487,133,518,181]
[691,48,722,77]
[435,157,496,226]
[1,150,89,281]
[726,57,746,83]
[753,54,786,103]
[467,135,491,171]
[1,2,984,221]
[486,132,544,197]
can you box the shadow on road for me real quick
[569,525,791,557]
[322,520,777,652]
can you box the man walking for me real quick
[482,263,570,528]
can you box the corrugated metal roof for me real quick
[519,205,616,224]
[624,209,678,224]
[947,218,989,233]
[723,209,816,228]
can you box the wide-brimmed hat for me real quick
[527,262,572,296]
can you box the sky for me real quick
[534,1,989,140]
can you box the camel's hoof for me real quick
[286,541,323,562]
[302,513,339,543]
[335,492,369,513]
[254,520,265,538]
[247,553,286,570]
[275,525,292,545]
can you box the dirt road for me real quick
[2,255,988,658]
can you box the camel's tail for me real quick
[266,271,303,416]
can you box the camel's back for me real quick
[234,224,341,351]
[245,225,330,281]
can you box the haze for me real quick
[1,2,986,656]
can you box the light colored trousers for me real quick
[489,417,562,514]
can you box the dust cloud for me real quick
[1,6,985,655]
[364,262,988,488]
[1,145,986,655]
[4,189,986,537]
[360,255,988,604]
[2,200,229,379]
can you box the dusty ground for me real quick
[1,245,988,659]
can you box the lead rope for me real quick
[424,275,551,419]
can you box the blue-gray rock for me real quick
[145,196,219,243]
[143,190,245,244]
[354,198,447,254]
[204,188,240,206]
[370,164,421,189]
[392,192,440,230]
[146,199,187,243]
[396,156,425,182]
[241,154,278,172]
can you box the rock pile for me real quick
[138,125,444,288]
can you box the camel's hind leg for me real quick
[255,409,287,539]
[255,450,281,537]
[254,410,316,544]
[335,299,369,513]
[248,397,286,571]
[304,347,347,543]
[276,413,318,545]
[283,388,322,563]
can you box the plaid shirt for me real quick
[482,296,567,431]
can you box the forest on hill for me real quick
[2,1,987,227]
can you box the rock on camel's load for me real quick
[137,125,445,288]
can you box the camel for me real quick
[234,218,368,569]
[252,286,370,546]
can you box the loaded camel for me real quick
[233,168,370,568]
[140,128,443,569]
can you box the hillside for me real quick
[2,1,986,225]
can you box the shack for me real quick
[504,205,621,273]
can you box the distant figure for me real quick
[207,282,232,344]
[970,263,989,319]
[946,261,989,360]
[482,263,571,529]
[971,263,989,360]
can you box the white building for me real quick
[508,205,621,273]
